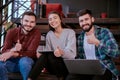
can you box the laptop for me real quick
[64,59,105,75]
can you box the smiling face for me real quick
[21,15,36,32]
[48,13,62,29]
[78,14,94,32]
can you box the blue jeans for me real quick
[0,57,34,80]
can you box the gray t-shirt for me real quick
[84,34,96,59]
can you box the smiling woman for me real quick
[28,11,76,80]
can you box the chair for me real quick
[45,3,65,18]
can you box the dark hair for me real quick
[22,11,37,20]
[77,9,92,17]
[48,11,67,31]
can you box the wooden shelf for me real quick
[12,18,120,35]
[12,18,120,25]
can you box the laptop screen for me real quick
[64,59,105,75]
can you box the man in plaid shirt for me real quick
[67,9,120,80]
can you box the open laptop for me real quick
[64,59,105,75]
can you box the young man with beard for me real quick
[66,9,120,80]
[0,11,40,80]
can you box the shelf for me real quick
[11,18,120,25]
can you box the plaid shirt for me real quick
[77,25,120,79]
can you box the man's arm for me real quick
[97,28,120,58]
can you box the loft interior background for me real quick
[47,0,120,18]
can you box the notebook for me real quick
[64,59,105,75]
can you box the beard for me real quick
[82,23,93,32]
[21,24,34,32]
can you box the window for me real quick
[12,0,33,18]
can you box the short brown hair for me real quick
[22,11,37,20]
[77,9,92,17]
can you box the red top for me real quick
[2,27,41,59]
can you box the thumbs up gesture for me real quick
[14,40,22,51]
[87,33,100,46]
[54,46,63,57]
